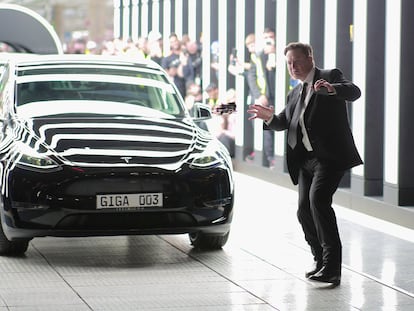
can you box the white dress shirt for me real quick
[299,68,315,151]
[264,67,316,151]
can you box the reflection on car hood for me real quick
[17,101,174,119]
[26,117,211,169]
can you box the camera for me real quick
[214,102,237,115]
[231,48,237,65]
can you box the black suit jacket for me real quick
[266,67,363,184]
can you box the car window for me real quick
[16,72,186,118]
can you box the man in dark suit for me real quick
[247,42,362,286]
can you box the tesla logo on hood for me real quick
[120,156,132,164]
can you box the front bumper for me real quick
[2,165,234,239]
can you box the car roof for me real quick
[0,53,163,72]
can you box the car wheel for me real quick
[0,225,30,256]
[189,231,230,250]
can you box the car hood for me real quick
[24,116,212,169]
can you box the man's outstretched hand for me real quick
[247,104,274,121]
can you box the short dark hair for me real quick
[284,42,313,57]
[205,82,217,92]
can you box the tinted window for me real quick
[16,69,185,118]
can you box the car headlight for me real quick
[189,141,228,169]
[16,143,61,170]
[19,154,58,168]
[190,154,222,169]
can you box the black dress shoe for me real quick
[309,266,341,286]
[305,261,323,278]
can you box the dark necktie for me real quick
[287,82,307,149]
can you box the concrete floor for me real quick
[0,172,413,310]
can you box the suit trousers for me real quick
[263,130,275,166]
[297,155,344,274]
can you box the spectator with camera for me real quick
[228,33,256,161]
[161,33,182,68]
[247,27,276,168]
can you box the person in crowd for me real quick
[205,82,219,110]
[184,82,203,116]
[185,82,208,131]
[147,31,163,65]
[210,41,220,83]
[247,28,276,168]
[215,88,236,157]
[228,33,256,76]
[247,42,362,287]
[182,40,203,87]
[124,38,146,59]
[161,33,188,96]
[165,58,186,98]
[161,33,182,69]
[228,33,256,162]
[101,40,117,55]
[204,84,236,157]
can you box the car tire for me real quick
[0,225,30,256]
[189,231,230,250]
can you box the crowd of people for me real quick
[227,28,277,167]
[69,32,203,101]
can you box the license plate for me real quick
[96,193,163,209]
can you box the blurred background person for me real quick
[184,82,203,116]
[210,41,220,83]
[247,27,276,168]
[205,82,219,110]
[162,33,182,69]
[162,33,187,97]
[185,82,208,131]
[228,33,256,162]
[228,33,255,76]
[147,31,163,65]
[215,88,237,157]
[165,58,186,98]
[182,40,203,88]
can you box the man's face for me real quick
[207,88,218,100]
[169,36,181,52]
[246,42,255,53]
[188,84,201,98]
[285,49,313,81]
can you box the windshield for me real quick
[15,68,186,119]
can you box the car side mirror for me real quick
[192,102,212,121]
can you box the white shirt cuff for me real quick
[265,114,274,125]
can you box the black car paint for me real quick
[1,114,233,238]
[0,56,234,247]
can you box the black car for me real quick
[0,54,234,255]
